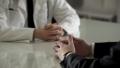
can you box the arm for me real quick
[54,36,119,68]
[94,42,117,58]
[60,53,99,68]
[61,43,120,68]
[0,0,34,41]
[61,53,118,68]
[0,28,34,41]
[0,0,63,42]
[53,0,80,38]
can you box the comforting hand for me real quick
[54,36,75,60]
[34,24,64,41]
[53,35,92,60]
[72,36,92,57]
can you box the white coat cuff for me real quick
[24,28,35,41]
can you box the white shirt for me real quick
[0,0,80,41]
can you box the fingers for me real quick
[45,24,64,37]
[53,45,60,52]
[59,36,74,46]
[45,24,62,31]
[56,41,64,48]
[44,24,65,41]
[47,35,60,41]
[45,30,64,41]
[56,36,75,52]
[48,30,64,36]
[35,25,64,41]
[53,42,62,55]
[53,46,59,57]
[59,36,69,42]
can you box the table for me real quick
[0,41,61,68]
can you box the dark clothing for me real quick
[60,42,120,68]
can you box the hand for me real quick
[72,36,92,57]
[45,23,64,36]
[34,24,64,41]
[54,36,75,60]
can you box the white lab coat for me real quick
[0,0,80,41]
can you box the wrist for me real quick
[65,52,73,57]
[62,51,73,60]
[33,29,41,39]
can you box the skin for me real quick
[54,36,75,60]
[54,35,92,61]
[34,23,64,41]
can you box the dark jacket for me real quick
[60,42,120,68]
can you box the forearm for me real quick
[60,53,101,68]
[60,53,115,68]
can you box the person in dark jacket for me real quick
[54,36,120,68]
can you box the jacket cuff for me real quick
[25,28,35,41]
[20,28,34,41]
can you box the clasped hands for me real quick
[34,23,65,41]
[33,23,91,61]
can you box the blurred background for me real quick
[66,0,120,43]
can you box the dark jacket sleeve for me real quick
[60,54,100,68]
[60,53,119,68]
[60,42,120,68]
[94,42,117,58]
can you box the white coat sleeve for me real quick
[53,0,80,38]
[0,28,34,42]
[0,0,34,42]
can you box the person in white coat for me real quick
[0,0,80,42]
